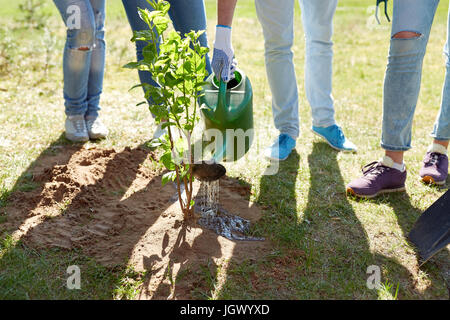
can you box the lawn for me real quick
[0,0,448,299]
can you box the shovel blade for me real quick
[408,190,450,265]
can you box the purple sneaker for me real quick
[419,152,448,185]
[346,161,407,198]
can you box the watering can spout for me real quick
[215,78,229,122]
[201,77,228,123]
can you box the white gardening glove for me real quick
[212,25,237,82]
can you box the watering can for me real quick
[199,68,253,162]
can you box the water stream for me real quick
[196,180,264,242]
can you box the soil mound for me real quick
[2,146,269,299]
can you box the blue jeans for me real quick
[382,0,450,151]
[255,0,338,139]
[54,0,106,117]
[122,0,212,106]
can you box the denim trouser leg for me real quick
[255,0,338,139]
[255,0,299,139]
[122,0,211,107]
[432,4,450,141]
[381,0,439,151]
[167,0,211,75]
[299,0,337,128]
[86,0,106,117]
[54,0,106,116]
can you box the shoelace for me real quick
[424,152,442,166]
[86,118,103,131]
[362,161,389,177]
[86,119,95,130]
[74,119,86,134]
[278,134,289,145]
[332,125,345,143]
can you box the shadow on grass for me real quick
[367,188,450,298]
[301,142,448,298]
[212,150,303,299]
[225,142,448,299]
[300,142,379,298]
[0,134,166,299]
[0,133,236,300]
[1,134,447,299]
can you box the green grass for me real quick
[0,235,145,299]
[0,0,449,299]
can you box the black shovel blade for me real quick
[408,190,450,265]
[192,161,226,182]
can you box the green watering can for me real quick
[199,68,254,162]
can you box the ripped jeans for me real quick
[54,0,106,117]
[381,0,450,151]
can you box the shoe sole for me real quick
[421,176,445,186]
[311,130,357,153]
[88,133,107,140]
[65,133,89,143]
[346,186,406,199]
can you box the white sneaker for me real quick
[65,115,89,142]
[85,116,108,140]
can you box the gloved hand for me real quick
[212,25,237,82]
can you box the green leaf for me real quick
[161,171,177,186]
[147,0,158,10]
[123,62,140,69]
[159,0,171,14]
[142,45,157,62]
[161,121,176,129]
[182,61,192,73]
[153,16,170,34]
[137,8,154,29]
[160,152,175,171]
[164,72,183,87]
[132,30,155,42]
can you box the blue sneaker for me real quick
[312,124,357,152]
[264,134,296,161]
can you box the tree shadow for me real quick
[145,217,222,299]
[147,174,269,300]
[0,138,184,298]
[1,133,265,299]
[17,144,177,262]
[204,149,304,299]
[3,135,446,299]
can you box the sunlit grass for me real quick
[0,0,448,299]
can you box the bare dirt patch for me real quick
[2,145,270,299]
